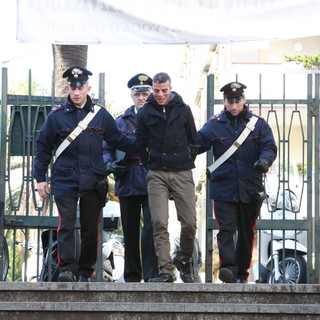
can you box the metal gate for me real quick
[1,68,320,283]
[0,68,108,282]
[205,73,320,283]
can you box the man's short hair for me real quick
[153,72,171,84]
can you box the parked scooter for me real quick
[98,200,124,282]
[253,189,307,284]
[95,230,124,282]
[17,241,43,282]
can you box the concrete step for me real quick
[0,282,319,319]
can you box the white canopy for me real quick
[17,0,320,44]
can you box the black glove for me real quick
[96,177,109,208]
[189,144,201,161]
[106,160,127,178]
[254,159,269,173]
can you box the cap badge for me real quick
[138,75,148,85]
[230,82,241,92]
[71,68,83,79]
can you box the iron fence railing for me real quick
[1,68,320,284]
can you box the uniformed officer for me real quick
[34,66,136,282]
[197,82,277,283]
[103,73,158,282]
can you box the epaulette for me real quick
[94,102,105,110]
[52,105,65,113]
[209,114,219,121]
[253,114,265,120]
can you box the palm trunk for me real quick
[52,44,88,97]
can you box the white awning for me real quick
[16,0,320,44]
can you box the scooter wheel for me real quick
[267,254,307,284]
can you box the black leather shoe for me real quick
[219,268,236,283]
[173,256,194,283]
[57,270,76,282]
[147,273,175,283]
[236,278,248,283]
[78,276,90,282]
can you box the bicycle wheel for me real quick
[39,241,60,282]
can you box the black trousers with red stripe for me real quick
[213,200,261,279]
[55,190,101,278]
[119,195,158,282]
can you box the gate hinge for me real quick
[310,98,318,117]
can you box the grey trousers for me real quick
[147,169,197,274]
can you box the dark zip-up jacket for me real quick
[136,91,198,171]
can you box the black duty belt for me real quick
[125,158,142,165]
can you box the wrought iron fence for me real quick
[1,68,320,284]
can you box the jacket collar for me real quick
[218,105,251,122]
[147,91,183,107]
[65,95,94,113]
[123,105,136,119]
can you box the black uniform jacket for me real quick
[34,95,136,197]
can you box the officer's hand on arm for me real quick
[37,182,50,199]
[106,160,127,178]
[254,159,269,173]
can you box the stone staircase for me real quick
[0,282,319,319]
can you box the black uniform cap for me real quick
[220,82,247,102]
[62,66,93,88]
[127,73,152,92]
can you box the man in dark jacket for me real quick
[136,72,199,283]
[33,66,135,283]
[197,81,277,283]
[103,73,158,282]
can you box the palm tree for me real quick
[52,44,88,97]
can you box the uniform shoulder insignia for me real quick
[94,103,105,110]
[209,114,218,121]
[253,114,264,120]
[52,105,65,113]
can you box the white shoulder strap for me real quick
[54,104,100,161]
[207,116,259,174]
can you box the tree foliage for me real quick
[284,54,320,70]
[8,76,49,96]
